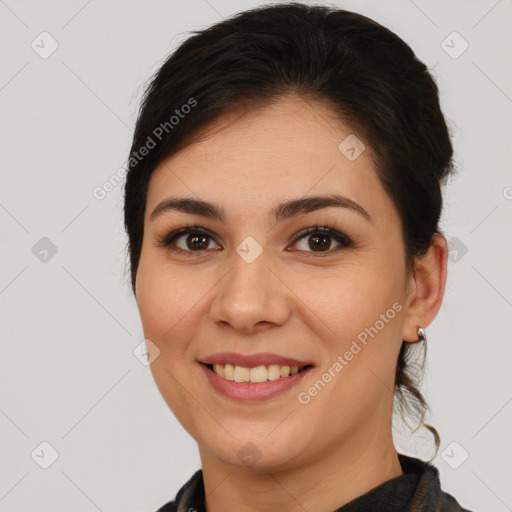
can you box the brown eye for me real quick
[290,225,354,254]
[158,225,221,254]
[306,233,333,251]
[183,233,211,251]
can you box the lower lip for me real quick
[200,363,313,402]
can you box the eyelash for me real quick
[156,222,355,256]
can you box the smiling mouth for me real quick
[204,363,314,383]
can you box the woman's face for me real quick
[136,95,415,471]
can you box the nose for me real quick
[209,249,291,334]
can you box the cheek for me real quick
[290,262,402,344]
[135,254,203,344]
[135,255,209,429]
[290,264,404,404]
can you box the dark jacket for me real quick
[155,454,473,511]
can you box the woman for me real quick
[124,3,472,511]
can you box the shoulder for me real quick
[438,491,474,512]
[154,470,203,512]
[155,501,176,512]
[399,455,474,512]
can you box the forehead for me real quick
[145,95,394,226]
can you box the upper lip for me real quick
[200,352,314,368]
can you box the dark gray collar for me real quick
[156,454,472,512]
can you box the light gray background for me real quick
[1,0,511,511]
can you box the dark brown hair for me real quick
[124,2,454,458]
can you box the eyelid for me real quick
[157,223,355,254]
[289,224,354,248]
[156,222,218,249]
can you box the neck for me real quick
[199,418,403,512]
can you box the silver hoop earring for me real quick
[417,327,426,343]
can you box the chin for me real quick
[199,429,307,472]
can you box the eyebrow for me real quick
[150,194,371,223]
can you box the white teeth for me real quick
[249,365,268,383]
[280,366,290,378]
[223,364,235,381]
[267,364,281,381]
[213,364,224,377]
[233,366,250,382]
[210,363,307,382]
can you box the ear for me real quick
[401,233,448,343]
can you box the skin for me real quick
[135,95,448,511]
